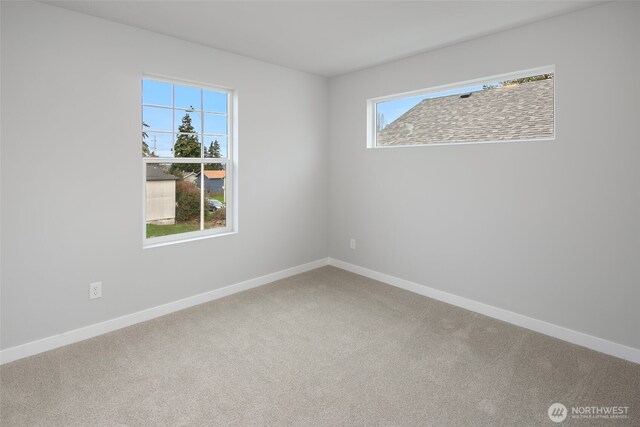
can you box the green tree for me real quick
[205,140,223,170]
[483,74,553,90]
[142,121,152,156]
[171,111,200,174]
[143,140,151,156]
[505,74,553,85]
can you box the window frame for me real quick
[141,75,237,249]
[367,65,556,149]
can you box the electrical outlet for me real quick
[89,282,102,299]
[350,238,356,250]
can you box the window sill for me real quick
[369,135,555,149]
[143,229,237,249]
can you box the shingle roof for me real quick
[377,78,554,146]
[146,164,179,181]
[202,170,225,179]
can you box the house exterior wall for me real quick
[145,181,176,225]
[196,176,224,194]
[209,178,224,193]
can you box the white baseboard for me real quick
[328,258,640,365]
[4,257,638,366]
[0,258,330,365]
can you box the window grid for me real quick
[142,90,228,159]
[142,77,234,247]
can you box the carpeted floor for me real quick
[1,266,639,426]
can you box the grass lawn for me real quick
[146,222,199,238]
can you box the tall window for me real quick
[368,66,555,148]
[142,77,234,247]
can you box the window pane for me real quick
[203,90,227,113]
[142,78,233,245]
[143,132,174,158]
[142,80,172,106]
[174,85,201,111]
[175,110,202,135]
[201,164,227,230]
[204,113,227,135]
[203,136,227,158]
[143,106,172,132]
[146,163,203,239]
[375,72,554,146]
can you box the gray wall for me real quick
[2,1,639,354]
[328,2,640,349]
[0,2,328,349]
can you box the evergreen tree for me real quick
[504,73,553,85]
[143,140,151,157]
[171,111,200,174]
[205,140,223,170]
[211,140,221,158]
[483,74,553,90]
[142,121,151,156]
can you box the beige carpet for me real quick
[1,266,639,426]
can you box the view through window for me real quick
[370,68,554,147]
[142,78,233,245]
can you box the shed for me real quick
[146,165,179,225]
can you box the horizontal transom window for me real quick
[368,66,555,148]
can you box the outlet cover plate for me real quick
[89,282,102,299]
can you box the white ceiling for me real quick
[45,1,598,77]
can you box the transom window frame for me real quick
[142,75,237,248]
[367,65,556,149]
